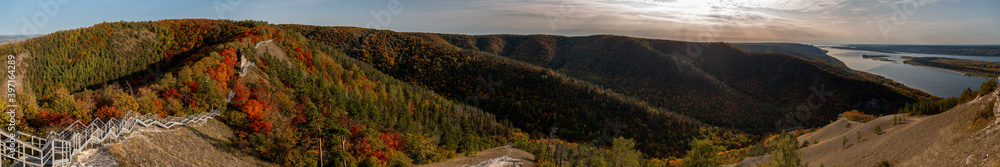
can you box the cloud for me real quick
[597,0,851,12]
[393,0,997,44]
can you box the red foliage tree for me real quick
[34,110,73,127]
[161,87,181,99]
[232,83,250,106]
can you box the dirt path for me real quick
[420,145,535,167]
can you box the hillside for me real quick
[395,33,927,132]
[278,26,716,157]
[0,19,938,166]
[1,19,516,166]
[737,84,1000,166]
[105,119,277,166]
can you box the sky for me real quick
[1,0,998,45]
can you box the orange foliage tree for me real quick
[94,106,122,120]
[243,99,273,134]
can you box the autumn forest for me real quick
[0,19,951,166]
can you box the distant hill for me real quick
[0,35,39,44]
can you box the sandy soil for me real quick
[103,119,276,167]
[737,89,1000,167]
[72,147,119,167]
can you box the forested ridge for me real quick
[400,33,929,131]
[733,43,849,69]
[0,19,935,166]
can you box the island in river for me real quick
[863,55,896,63]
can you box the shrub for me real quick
[979,99,995,120]
[682,138,724,167]
[876,160,891,167]
[762,133,806,167]
[843,110,875,123]
[979,78,997,96]
[873,126,883,135]
[609,137,644,167]
[892,115,905,125]
[841,137,847,149]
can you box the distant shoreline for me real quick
[831,46,900,54]
[902,57,1000,78]
[838,45,1000,57]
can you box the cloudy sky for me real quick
[1,0,998,44]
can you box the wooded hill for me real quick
[0,19,933,166]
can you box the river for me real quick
[820,47,994,97]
